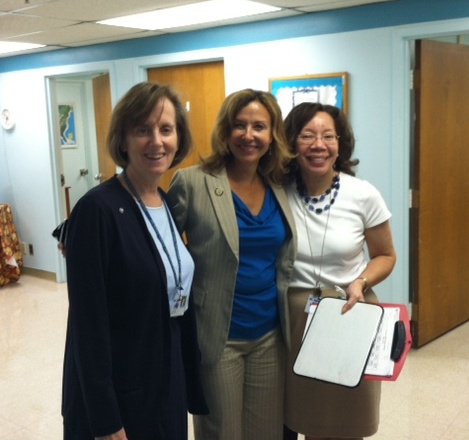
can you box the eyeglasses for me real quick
[297,133,340,145]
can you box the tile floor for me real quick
[1,273,469,439]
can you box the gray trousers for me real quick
[194,327,285,440]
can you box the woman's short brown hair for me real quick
[108,82,192,169]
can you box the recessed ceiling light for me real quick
[98,0,281,31]
[0,41,46,56]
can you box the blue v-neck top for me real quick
[228,186,287,340]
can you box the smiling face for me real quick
[122,98,178,185]
[227,100,272,169]
[296,111,339,180]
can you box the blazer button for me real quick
[215,187,224,196]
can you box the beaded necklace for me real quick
[296,174,340,214]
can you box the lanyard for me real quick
[122,169,183,292]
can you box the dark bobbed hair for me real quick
[201,89,293,185]
[108,82,192,169]
[283,102,359,179]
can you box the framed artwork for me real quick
[269,72,348,117]
[58,103,78,148]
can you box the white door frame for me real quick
[389,18,469,306]
[46,71,108,282]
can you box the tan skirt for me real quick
[285,287,381,438]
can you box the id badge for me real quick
[304,293,321,314]
[170,290,189,317]
[303,294,321,339]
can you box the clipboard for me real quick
[363,303,412,381]
[293,297,384,388]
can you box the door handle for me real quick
[80,168,89,176]
[94,173,102,182]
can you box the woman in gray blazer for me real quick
[167,89,297,440]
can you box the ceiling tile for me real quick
[24,0,197,21]
[8,22,153,46]
[0,13,77,39]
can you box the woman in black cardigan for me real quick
[62,82,207,440]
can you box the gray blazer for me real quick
[167,165,297,365]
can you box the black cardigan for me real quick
[62,176,207,439]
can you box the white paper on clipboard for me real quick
[293,297,384,387]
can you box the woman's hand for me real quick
[342,279,366,314]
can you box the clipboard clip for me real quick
[390,320,406,361]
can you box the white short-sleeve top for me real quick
[286,172,391,290]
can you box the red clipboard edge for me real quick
[364,303,412,381]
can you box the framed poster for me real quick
[269,72,348,117]
[58,103,78,148]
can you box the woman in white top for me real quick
[282,103,396,440]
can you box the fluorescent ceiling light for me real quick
[0,41,46,55]
[98,0,281,31]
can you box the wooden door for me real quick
[411,39,469,346]
[147,61,225,190]
[92,73,115,182]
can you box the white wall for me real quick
[0,70,56,271]
[1,17,469,304]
